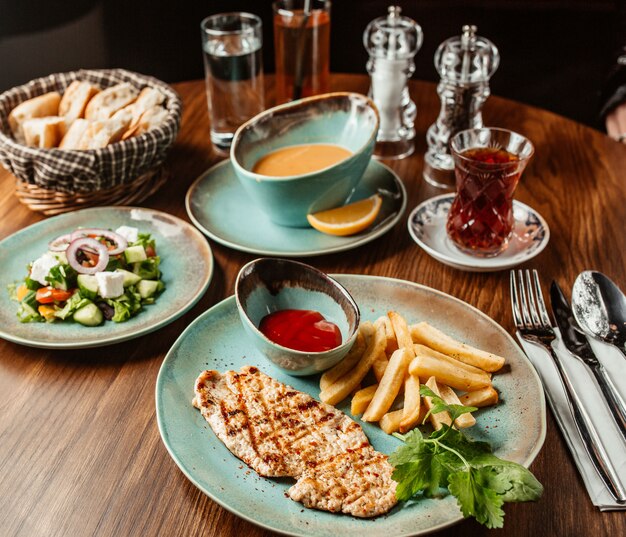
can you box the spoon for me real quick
[571,271,626,359]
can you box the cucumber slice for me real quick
[124,245,147,264]
[73,303,103,326]
[137,279,159,299]
[21,290,39,315]
[116,268,142,287]
[132,257,160,279]
[77,274,99,301]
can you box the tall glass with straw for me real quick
[273,0,331,104]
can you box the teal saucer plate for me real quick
[156,275,546,537]
[185,159,406,257]
[0,207,213,349]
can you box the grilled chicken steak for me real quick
[192,366,397,517]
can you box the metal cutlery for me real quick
[510,269,626,503]
[572,271,626,360]
[550,281,626,441]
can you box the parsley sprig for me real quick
[389,386,543,529]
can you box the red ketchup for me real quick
[259,309,342,352]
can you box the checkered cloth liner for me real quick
[0,69,182,194]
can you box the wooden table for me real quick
[1,74,624,537]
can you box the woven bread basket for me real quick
[0,69,182,215]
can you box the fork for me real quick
[510,269,626,503]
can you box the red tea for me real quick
[446,147,522,255]
[274,7,331,104]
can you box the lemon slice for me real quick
[307,194,383,236]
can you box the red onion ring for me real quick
[66,238,110,274]
[48,233,73,252]
[70,228,128,255]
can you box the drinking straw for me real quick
[292,0,312,100]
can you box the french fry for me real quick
[413,344,489,376]
[381,405,429,434]
[351,384,378,415]
[388,311,416,359]
[362,347,412,422]
[410,321,505,372]
[319,330,366,391]
[380,409,404,434]
[372,352,389,382]
[423,376,452,430]
[437,383,476,429]
[359,320,376,340]
[399,374,422,433]
[409,352,491,392]
[375,316,397,354]
[386,339,399,356]
[319,323,386,406]
[459,386,499,408]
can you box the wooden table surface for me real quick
[1,74,624,537]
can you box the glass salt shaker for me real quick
[363,6,423,159]
[423,25,499,188]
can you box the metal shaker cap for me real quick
[434,25,499,83]
[363,6,423,59]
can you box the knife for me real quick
[550,281,626,441]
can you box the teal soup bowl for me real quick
[230,92,379,227]
[235,258,360,376]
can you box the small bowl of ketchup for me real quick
[235,258,360,376]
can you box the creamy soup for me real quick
[252,144,352,177]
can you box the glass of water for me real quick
[201,13,265,153]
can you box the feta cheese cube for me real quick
[30,253,60,285]
[95,271,125,299]
[115,225,139,244]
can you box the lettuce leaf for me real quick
[55,293,92,320]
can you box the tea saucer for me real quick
[407,193,550,272]
[186,159,406,257]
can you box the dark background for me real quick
[0,0,623,129]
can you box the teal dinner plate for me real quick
[185,159,407,257]
[156,275,546,537]
[0,207,213,349]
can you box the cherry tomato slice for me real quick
[82,251,100,267]
[36,287,74,304]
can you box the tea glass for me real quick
[273,0,331,104]
[201,12,265,153]
[446,128,534,257]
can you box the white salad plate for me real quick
[407,194,550,272]
[0,206,213,349]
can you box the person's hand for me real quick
[606,101,626,142]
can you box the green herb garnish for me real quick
[389,386,543,528]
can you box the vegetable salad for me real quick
[9,226,165,326]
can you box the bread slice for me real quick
[110,106,134,126]
[78,118,130,149]
[129,87,165,125]
[114,87,166,136]
[9,92,61,142]
[22,116,66,148]
[59,118,90,149]
[59,80,100,126]
[122,105,168,140]
[84,83,139,121]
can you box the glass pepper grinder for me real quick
[363,6,423,160]
[423,25,499,188]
